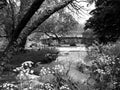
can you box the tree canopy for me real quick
[37,9,78,38]
[85,0,120,44]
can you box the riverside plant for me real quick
[86,43,120,90]
[0,61,80,90]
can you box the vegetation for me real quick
[84,42,120,90]
[81,29,95,47]
[0,0,92,69]
[30,9,79,45]
[85,0,120,44]
[10,47,59,67]
[38,9,79,39]
[81,1,120,89]
[0,61,92,90]
[3,0,120,90]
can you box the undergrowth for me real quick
[0,61,83,90]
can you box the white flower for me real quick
[2,83,18,89]
[96,69,105,74]
[52,64,64,73]
[60,84,70,90]
[22,61,34,67]
[30,70,34,74]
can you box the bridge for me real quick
[41,36,94,45]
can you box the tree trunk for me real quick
[8,0,45,47]
[2,0,45,58]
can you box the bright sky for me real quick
[78,3,95,24]
[66,2,95,24]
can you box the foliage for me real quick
[0,0,72,68]
[85,0,120,44]
[85,43,120,90]
[0,0,95,74]
[37,9,78,38]
[10,47,59,67]
[0,0,7,9]
[81,29,95,47]
[0,61,82,90]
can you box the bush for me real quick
[10,47,59,66]
[0,61,93,90]
[85,43,120,90]
[81,29,95,47]
[101,42,120,57]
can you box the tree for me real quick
[0,0,94,70]
[81,29,95,47]
[34,9,79,43]
[84,0,120,44]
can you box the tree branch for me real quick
[8,0,15,33]
[17,0,74,45]
[44,32,54,38]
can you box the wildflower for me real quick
[22,61,34,68]
[60,84,70,90]
[44,83,54,90]
[2,83,18,90]
[39,67,54,75]
[13,67,22,72]
[52,64,64,73]
[39,67,48,75]
[30,70,34,74]
[96,69,105,74]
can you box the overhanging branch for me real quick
[17,0,74,45]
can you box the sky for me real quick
[66,2,95,24]
[77,3,95,24]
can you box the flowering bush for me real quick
[0,82,18,90]
[86,43,120,90]
[0,61,81,90]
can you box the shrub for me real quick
[0,61,83,90]
[81,29,95,47]
[10,47,59,67]
[102,42,120,57]
[85,43,120,90]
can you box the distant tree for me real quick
[84,0,120,44]
[81,29,95,47]
[35,9,78,42]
